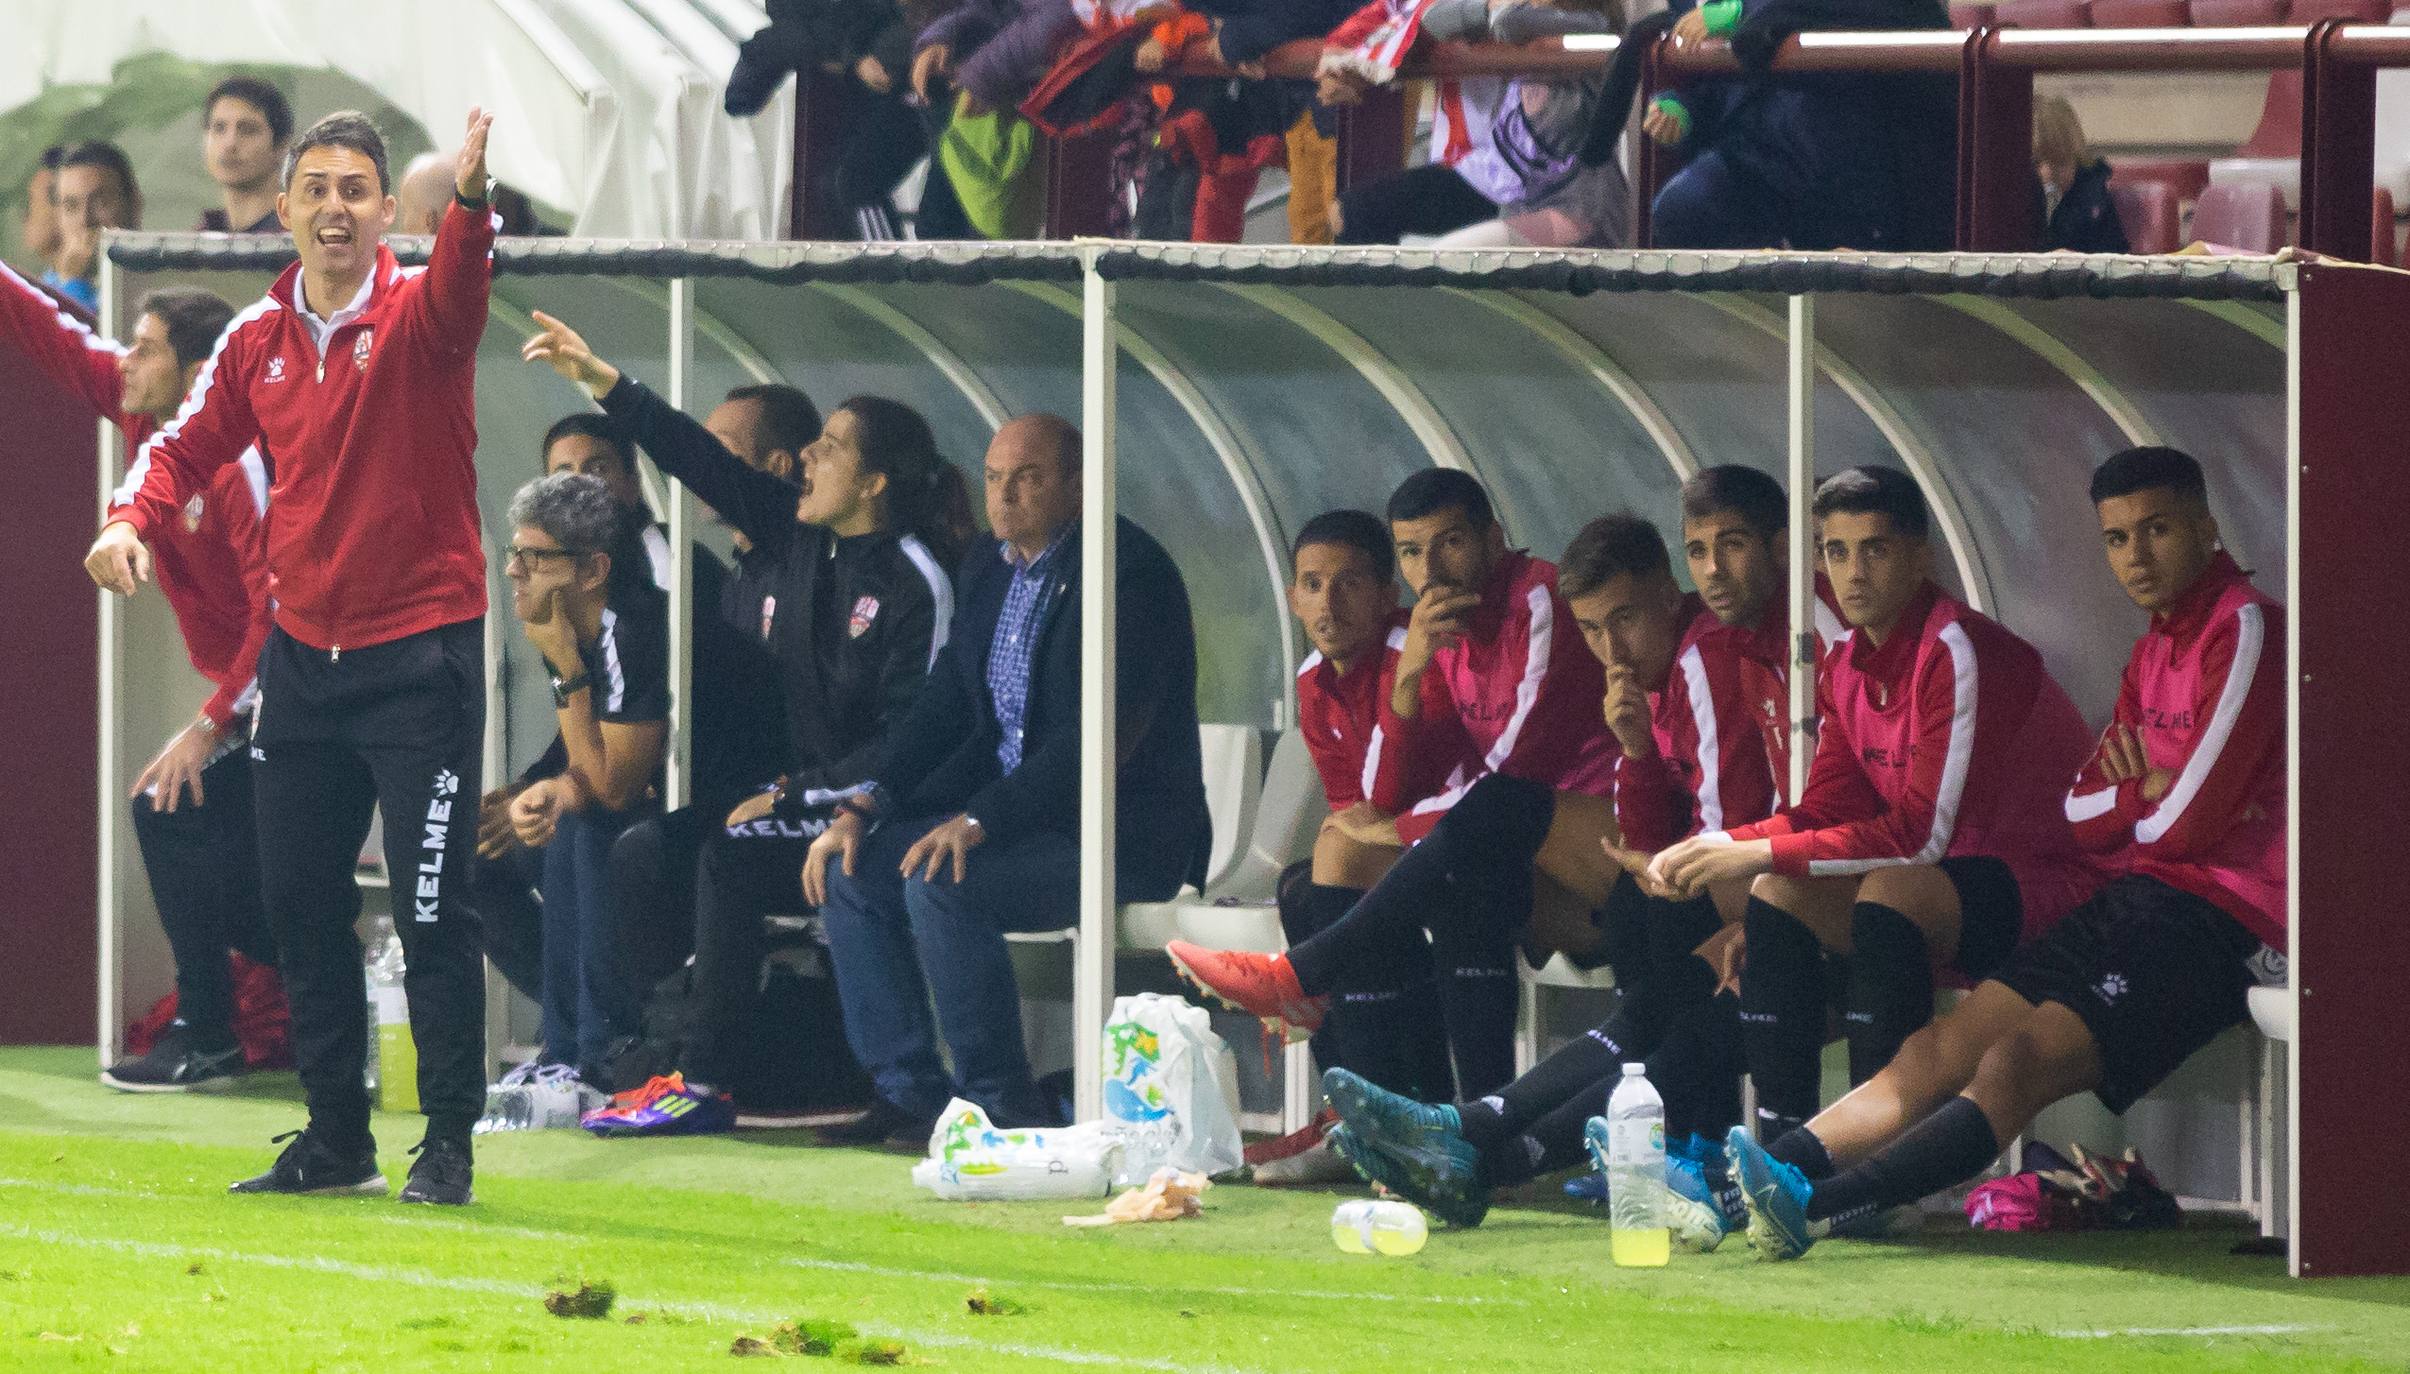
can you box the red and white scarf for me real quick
[1317,0,1473,163]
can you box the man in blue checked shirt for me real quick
[803,413,1210,1145]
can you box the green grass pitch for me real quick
[2,1047,2405,1371]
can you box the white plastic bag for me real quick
[1100,992,1244,1183]
[911,1098,1123,1200]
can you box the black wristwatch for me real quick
[549,671,591,708]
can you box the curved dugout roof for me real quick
[105,237,2291,740]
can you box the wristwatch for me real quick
[549,671,591,708]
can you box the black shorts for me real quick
[1938,855,2023,981]
[1988,875,2261,1113]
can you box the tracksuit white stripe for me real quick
[2136,603,2263,845]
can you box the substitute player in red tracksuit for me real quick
[1651,465,2100,1147]
[85,109,501,1205]
[1173,471,1614,1098]
[0,262,279,1091]
[1275,511,1457,1151]
[1726,446,2285,1259]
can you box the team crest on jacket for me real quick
[759,594,777,642]
[353,329,374,372]
[182,493,205,533]
[849,595,880,638]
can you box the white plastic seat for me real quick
[2243,981,2295,1241]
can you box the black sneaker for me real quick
[101,1021,245,1093]
[228,1129,386,1196]
[398,1136,475,1206]
[812,1096,939,1151]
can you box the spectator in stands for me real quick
[47,140,142,312]
[17,146,66,280]
[1250,509,1453,1185]
[1321,0,1629,246]
[474,473,670,1093]
[719,0,930,238]
[2034,96,2129,254]
[1619,0,1956,251]
[1643,466,2101,1156]
[520,310,973,1134]
[912,0,1078,238]
[1729,447,2285,1259]
[0,262,277,1092]
[1170,470,1617,1103]
[800,413,1210,1144]
[199,75,293,234]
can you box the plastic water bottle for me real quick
[1606,1063,1670,1267]
[1330,1199,1428,1256]
[362,917,391,1095]
[365,918,417,1113]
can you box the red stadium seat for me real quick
[1948,2,2001,25]
[1997,0,2094,23]
[2373,186,2400,265]
[2112,159,2213,203]
[2113,181,2184,250]
[2191,180,2290,249]
[2286,0,2387,21]
[2188,0,2284,22]
[2092,0,2191,22]
[2237,69,2305,157]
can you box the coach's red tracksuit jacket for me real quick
[1365,549,1616,846]
[109,200,496,653]
[1721,581,2101,938]
[2062,553,2285,946]
[1618,579,1848,852]
[1296,610,1451,813]
[2,260,270,729]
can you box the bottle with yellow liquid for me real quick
[1606,1063,1670,1267]
[1331,1199,1428,1256]
[366,918,418,1114]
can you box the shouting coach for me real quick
[87,108,501,1206]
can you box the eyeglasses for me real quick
[505,544,586,568]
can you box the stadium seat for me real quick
[2113,180,2184,250]
[2209,69,2305,209]
[2286,0,2387,20]
[2091,0,2190,23]
[1996,0,2094,24]
[2112,159,2214,205]
[2245,984,2294,1240]
[2191,180,2291,248]
[2188,0,2283,22]
[1948,2,2001,25]
[2374,186,2400,264]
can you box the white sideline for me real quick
[2049,1324,2321,1339]
[785,1255,1530,1307]
[0,1222,1258,1374]
[0,1175,581,1244]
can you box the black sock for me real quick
[1768,1125,1836,1180]
[1844,901,1934,1086]
[1286,848,1450,995]
[1280,880,1363,1080]
[1333,981,1456,1103]
[1455,1093,1512,1151]
[1806,1096,2000,1222]
[1649,990,1744,1141]
[1740,894,1828,1124]
[1492,1091,1596,1185]
[1488,1014,1628,1131]
[1438,957,1519,1098]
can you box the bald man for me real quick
[801,414,1211,1145]
[395,153,456,236]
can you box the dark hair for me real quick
[1293,509,1393,583]
[57,141,139,205]
[839,395,975,570]
[38,143,66,172]
[1386,468,1493,531]
[541,412,634,475]
[1557,513,1673,601]
[1811,465,1929,540]
[282,110,390,194]
[135,288,236,369]
[2090,445,2207,507]
[205,75,294,146]
[1680,464,1787,539]
[724,383,822,456]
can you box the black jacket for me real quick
[871,517,1210,902]
[600,374,947,798]
[2040,160,2131,254]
